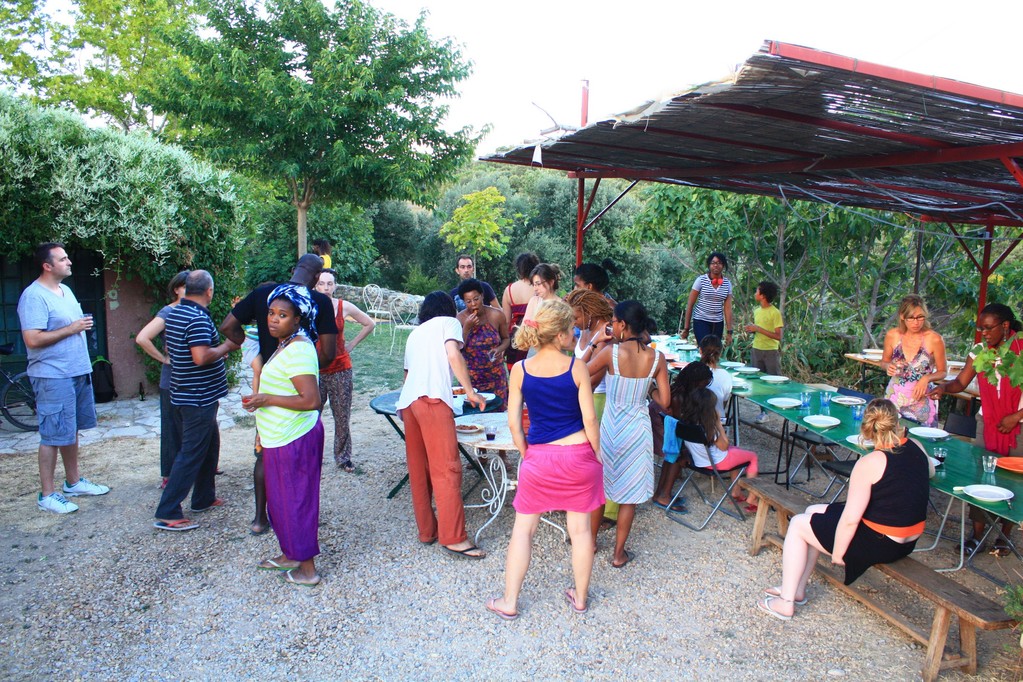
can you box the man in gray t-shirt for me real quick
[17,242,110,514]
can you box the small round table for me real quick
[455,413,566,544]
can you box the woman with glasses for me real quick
[880,295,947,426]
[680,252,733,345]
[929,303,1023,556]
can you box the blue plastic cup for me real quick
[800,392,812,409]
[852,404,865,421]
[821,391,833,407]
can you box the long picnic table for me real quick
[729,369,1023,582]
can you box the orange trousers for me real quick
[402,397,467,545]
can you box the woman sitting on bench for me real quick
[758,398,931,621]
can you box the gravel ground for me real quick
[0,397,1019,681]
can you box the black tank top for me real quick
[862,439,929,529]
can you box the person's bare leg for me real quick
[773,507,829,616]
[589,505,604,551]
[612,503,636,566]
[493,513,539,614]
[38,445,58,496]
[567,511,594,609]
[59,440,81,486]
[251,456,270,533]
[653,461,682,505]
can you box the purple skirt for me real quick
[514,442,605,514]
[264,420,324,562]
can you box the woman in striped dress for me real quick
[587,300,670,568]
[681,252,733,346]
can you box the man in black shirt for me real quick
[220,254,338,534]
[450,254,497,312]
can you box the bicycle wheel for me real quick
[1,372,38,431]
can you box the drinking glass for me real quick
[800,392,812,409]
[851,404,865,421]
[820,391,833,407]
[932,447,947,464]
[983,455,998,473]
[485,425,497,442]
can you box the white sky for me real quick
[372,0,1023,155]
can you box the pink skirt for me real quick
[514,442,605,514]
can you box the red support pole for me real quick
[975,222,994,342]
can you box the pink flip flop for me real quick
[564,588,587,614]
[486,597,518,621]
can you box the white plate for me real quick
[720,360,743,368]
[832,396,866,406]
[767,397,802,409]
[862,348,883,355]
[845,435,874,448]
[677,343,698,351]
[760,375,790,383]
[735,366,761,374]
[454,423,483,434]
[804,415,841,428]
[909,427,949,440]
[651,335,672,342]
[962,484,1014,502]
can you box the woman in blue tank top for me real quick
[485,299,604,620]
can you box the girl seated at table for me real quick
[757,398,931,621]
[681,387,759,509]
[485,300,604,620]
[652,362,713,511]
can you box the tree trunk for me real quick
[296,203,308,259]
[289,177,316,259]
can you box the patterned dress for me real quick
[463,321,508,405]
[884,341,937,426]
[601,344,661,504]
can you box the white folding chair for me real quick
[363,284,390,333]
[389,295,419,354]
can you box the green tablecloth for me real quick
[730,372,1022,523]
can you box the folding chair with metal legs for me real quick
[665,421,747,531]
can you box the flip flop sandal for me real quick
[442,544,487,560]
[257,559,297,571]
[280,569,320,588]
[764,587,807,605]
[564,588,588,614]
[652,500,688,514]
[991,542,1012,557]
[485,598,518,621]
[756,596,792,621]
[153,519,198,532]
[611,550,635,569]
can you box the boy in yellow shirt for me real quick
[744,281,783,424]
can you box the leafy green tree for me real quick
[439,186,511,264]
[148,0,480,257]
[0,92,250,318]
[0,0,195,132]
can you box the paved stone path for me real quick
[0,377,254,456]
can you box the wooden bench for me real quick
[739,478,1016,681]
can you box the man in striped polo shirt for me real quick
[154,270,238,531]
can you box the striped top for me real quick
[166,299,227,407]
[690,273,732,323]
[254,338,320,448]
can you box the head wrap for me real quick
[267,283,318,342]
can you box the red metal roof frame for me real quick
[481,41,1023,322]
